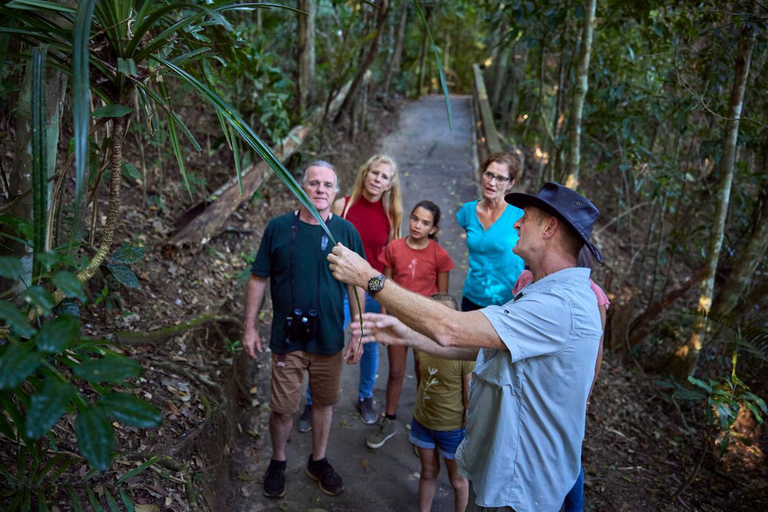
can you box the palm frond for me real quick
[412,0,453,130]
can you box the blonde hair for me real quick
[342,154,403,240]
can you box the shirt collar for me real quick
[520,267,591,296]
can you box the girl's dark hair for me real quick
[411,200,441,241]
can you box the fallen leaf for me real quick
[359,458,370,473]
[135,505,160,512]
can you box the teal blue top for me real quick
[456,201,525,307]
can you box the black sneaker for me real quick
[263,459,286,498]
[358,397,377,425]
[297,404,312,433]
[305,455,344,496]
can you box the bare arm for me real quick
[345,285,366,364]
[587,305,607,403]
[329,244,504,350]
[437,271,449,294]
[380,267,394,315]
[353,313,479,361]
[243,274,269,358]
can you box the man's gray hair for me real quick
[299,160,339,191]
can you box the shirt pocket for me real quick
[473,349,520,395]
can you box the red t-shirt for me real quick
[379,238,454,297]
[343,196,390,273]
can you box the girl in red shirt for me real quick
[301,155,403,429]
[366,200,454,450]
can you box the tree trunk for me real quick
[443,29,451,72]
[3,60,66,293]
[297,0,316,115]
[673,20,757,378]
[336,0,390,120]
[564,0,597,189]
[383,1,408,94]
[491,43,511,114]
[712,189,768,318]
[416,10,429,98]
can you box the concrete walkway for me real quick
[237,95,479,512]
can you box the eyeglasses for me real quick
[483,171,510,184]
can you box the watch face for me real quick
[369,275,385,293]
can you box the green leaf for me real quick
[6,0,77,14]
[31,46,48,282]
[68,486,84,512]
[103,487,120,512]
[0,301,36,337]
[98,393,162,428]
[37,490,48,512]
[51,271,86,301]
[118,489,135,512]
[117,456,160,484]
[0,342,43,390]
[741,391,767,413]
[121,162,142,180]
[116,57,137,76]
[20,286,56,312]
[673,388,706,401]
[85,486,105,512]
[75,407,113,471]
[90,104,133,118]
[26,379,75,439]
[110,246,145,265]
[71,0,97,253]
[744,402,764,424]
[74,356,141,383]
[688,376,712,392]
[0,257,23,280]
[105,264,141,290]
[34,314,80,353]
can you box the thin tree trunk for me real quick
[712,189,768,318]
[336,0,390,120]
[383,1,408,94]
[491,43,511,113]
[673,20,757,378]
[416,11,429,98]
[564,0,597,189]
[297,0,316,115]
[443,29,451,72]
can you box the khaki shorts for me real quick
[269,351,343,415]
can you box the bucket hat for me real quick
[505,182,603,264]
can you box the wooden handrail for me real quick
[472,64,502,161]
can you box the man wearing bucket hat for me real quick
[328,182,604,511]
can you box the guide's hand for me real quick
[357,313,411,347]
[328,243,376,288]
[243,328,263,359]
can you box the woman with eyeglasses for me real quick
[456,152,525,311]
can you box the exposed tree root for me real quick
[110,314,241,344]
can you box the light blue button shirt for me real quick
[457,201,525,307]
[455,267,602,511]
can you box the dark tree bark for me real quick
[336,0,390,120]
[383,1,408,94]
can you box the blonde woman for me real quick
[300,155,403,429]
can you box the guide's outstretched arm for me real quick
[329,243,505,351]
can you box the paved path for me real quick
[235,95,479,512]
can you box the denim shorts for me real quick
[409,418,466,459]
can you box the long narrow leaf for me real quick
[116,456,160,484]
[412,0,452,130]
[157,80,192,197]
[71,0,97,254]
[30,45,47,283]
[6,0,76,14]
[156,57,337,242]
[133,82,201,151]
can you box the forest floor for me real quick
[19,94,766,511]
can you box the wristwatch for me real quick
[367,274,387,295]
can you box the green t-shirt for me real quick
[251,211,365,355]
[414,350,475,431]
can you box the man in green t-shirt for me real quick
[242,161,366,499]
